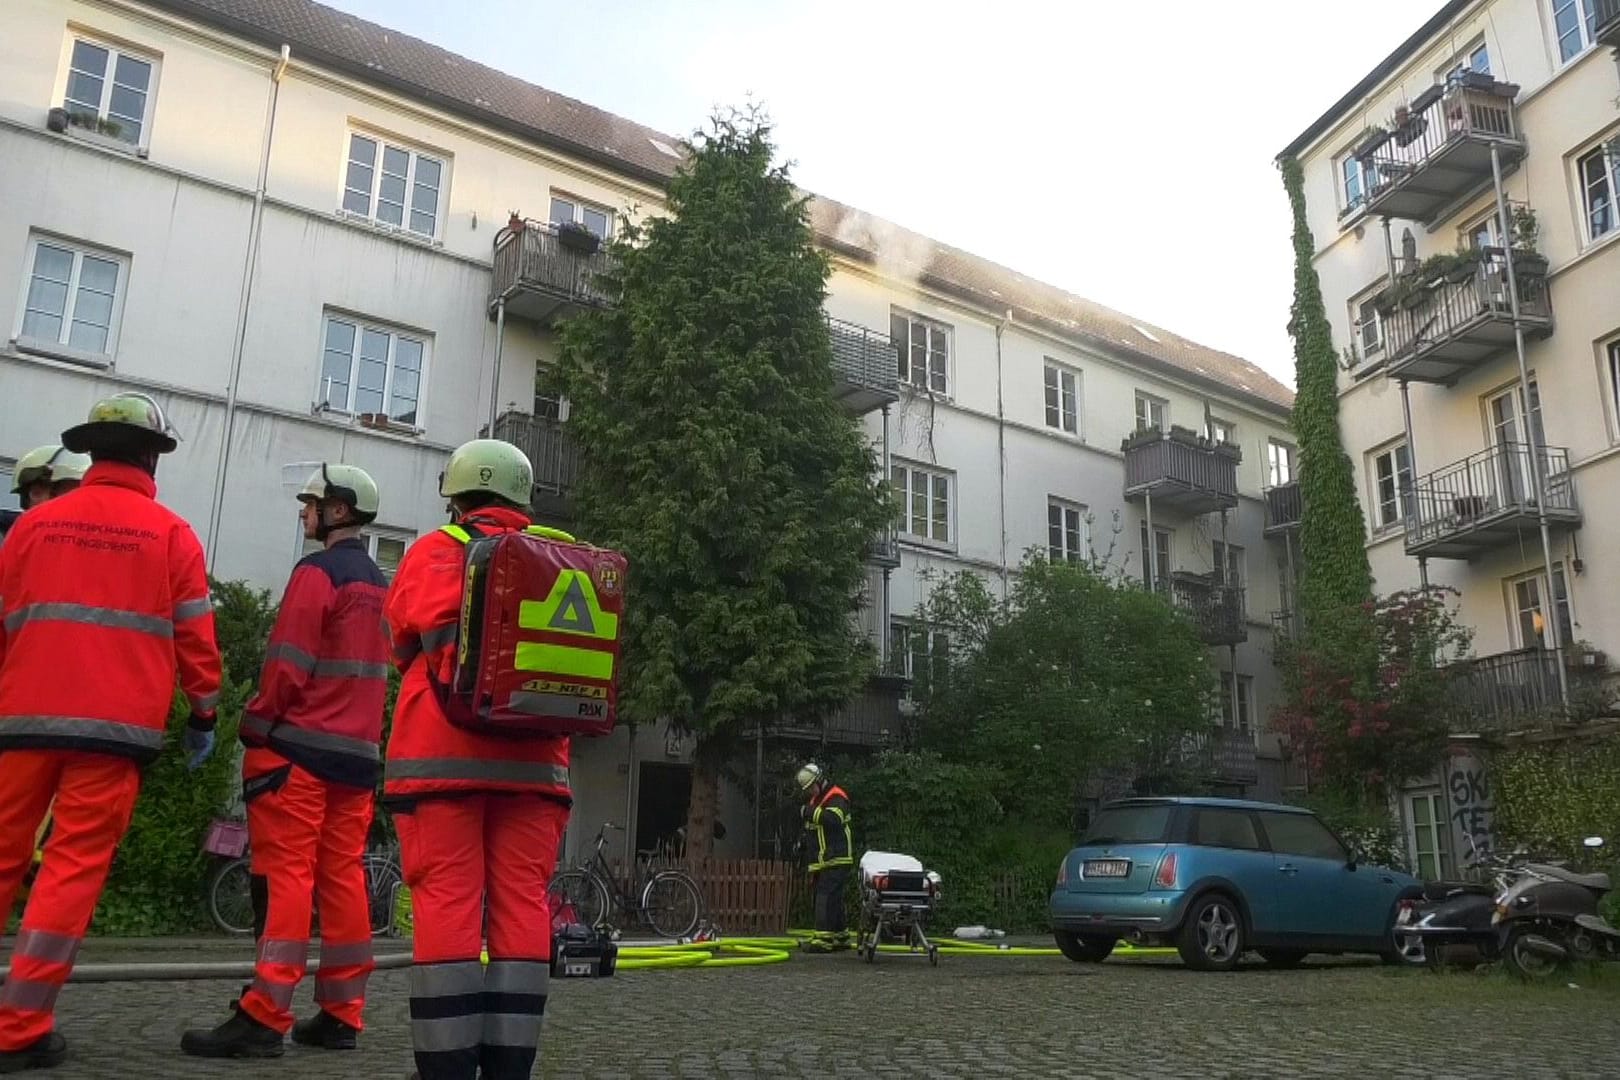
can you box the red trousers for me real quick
[0,751,141,1050]
[238,749,375,1033]
[397,794,567,1080]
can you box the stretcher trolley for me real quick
[855,850,943,965]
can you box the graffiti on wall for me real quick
[1447,749,1495,863]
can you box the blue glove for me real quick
[184,719,216,770]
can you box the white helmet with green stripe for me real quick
[12,444,91,493]
[439,439,533,507]
[297,463,380,523]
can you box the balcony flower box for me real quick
[357,412,416,435]
[557,221,601,255]
[1120,427,1163,453]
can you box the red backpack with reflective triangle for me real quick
[430,523,627,738]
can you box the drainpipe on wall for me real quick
[878,402,892,672]
[488,296,506,435]
[995,310,1011,590]
[205,44,290,566]
[1397,377,1428,591]
[1490,144,1569,709]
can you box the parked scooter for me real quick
[1493,836,1620,980]
[1406,838,1527,969]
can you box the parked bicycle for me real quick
[548,821,704,939]
[203,817,405,938]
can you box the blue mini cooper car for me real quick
[1050,796,1422,970]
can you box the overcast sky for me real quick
[326,0,1440,391]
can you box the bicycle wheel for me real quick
[362,855,405,936]
[548,869,609,929]
[208,857,255,936]
[642,871,702,939]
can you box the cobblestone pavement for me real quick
[34,944,1620,1078]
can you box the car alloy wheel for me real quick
[1197,900,1240,964]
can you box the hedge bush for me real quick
[90,578,275,935]
[1494,737,1620,925]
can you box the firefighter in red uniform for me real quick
[0,394,221,1073]
[182,464,390,1060]
[384,440,570,1080]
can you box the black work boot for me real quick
[0,1032,67,1073]
[291,1010,359,1050]
[180,1004,284,1059]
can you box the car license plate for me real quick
[1084,859,1130,879]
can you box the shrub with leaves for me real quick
[1272,587,1472,798]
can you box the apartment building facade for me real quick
[1,0,1295,861]
[1282,0,1620,877]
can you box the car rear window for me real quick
[1080,804,1172,845]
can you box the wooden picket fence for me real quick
[678,858,795,934]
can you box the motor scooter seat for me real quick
[1532,863,1610,890]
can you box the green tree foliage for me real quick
[551,109,891,855]
[1495,739,1620,924]
[93,578,275,934]
[1272,588,1472,799]
[1280,156,1373,624]
[911,554,1218,829]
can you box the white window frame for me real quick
[892,310,952,396]
[1266,438,1297,488]
[1205,417,1236,445]
[59,34,160,150]
[1437,38,1491,80]
[1221,675,1254,735]
[1508,563,1575,651]
[1405,790,1455,882]
[1047,498,1088,565]
[0,460,20,513]
[1338,151,1378,217]
[1043,362,1081,436]
[1607,339,1620,442]
[1551,0,1600,64]
[317,311,431,429]
[1138,522,1173,591]
[13,233,129,366]
[340,130,448,240]
[890,461,953,547]
[1370,441,1415,530]
[1460,209,1505,252]
[1134,391,1168,433]
[1352,290,1384,362]
[887,618,948,684]
[548,194,615,239]
[1577,141,1620,245]
[1211,540,1245,588]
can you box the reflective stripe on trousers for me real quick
[410,960,483,1079]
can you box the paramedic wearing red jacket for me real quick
[182,464,390,1060]
[0,394,221,1073]
[383,439,570,1080]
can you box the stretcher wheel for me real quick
[928,944,939,967]
[864,941,877,964]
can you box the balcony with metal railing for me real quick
[1383,249,1553,385]
[1598,0,1620,49]
[827,316,899,416]
[1167,572,1248,646]
[1404,442,1581,560]
[1448,647,1562,733]
[490,220,617,327]
[490,410,581,519]
[1122,430,1240,515]
[1356,79,1524,224]
[1182,728,1259,785]
[1263,482,1301,537]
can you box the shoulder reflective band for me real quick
[441,524,472,544]
[524,524,577,543]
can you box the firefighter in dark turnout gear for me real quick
[797,763,853,952]
[183,464,389,1060]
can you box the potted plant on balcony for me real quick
[557,220,600,255]
[1120,427,1163,453]
[1510,206,1548,277]
[1392,103,1429,148]
[1168,425,1206,450]
[1352,125,1391,162]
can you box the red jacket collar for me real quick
[82,461,158,499]
[457,506,532,532]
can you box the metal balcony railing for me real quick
[1168,572,1248,646]
[826,316,899,415]
[1597,0,1620,49]
[1263,482,1301,535]
[1404,442,1580,559]
[1448,648,1562,732]
[1384,249,1553,384]
[1122,432,1240,515]
[490,411,581,497]
[490,221,617,326]
[1183,729,1259,784]
[1358,81,1523,224]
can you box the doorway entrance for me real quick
[636,762,691,861]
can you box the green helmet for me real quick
[298,463,380,523]
[439,439,533,506]
[12,444,92,493]
[61,392,179,455]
